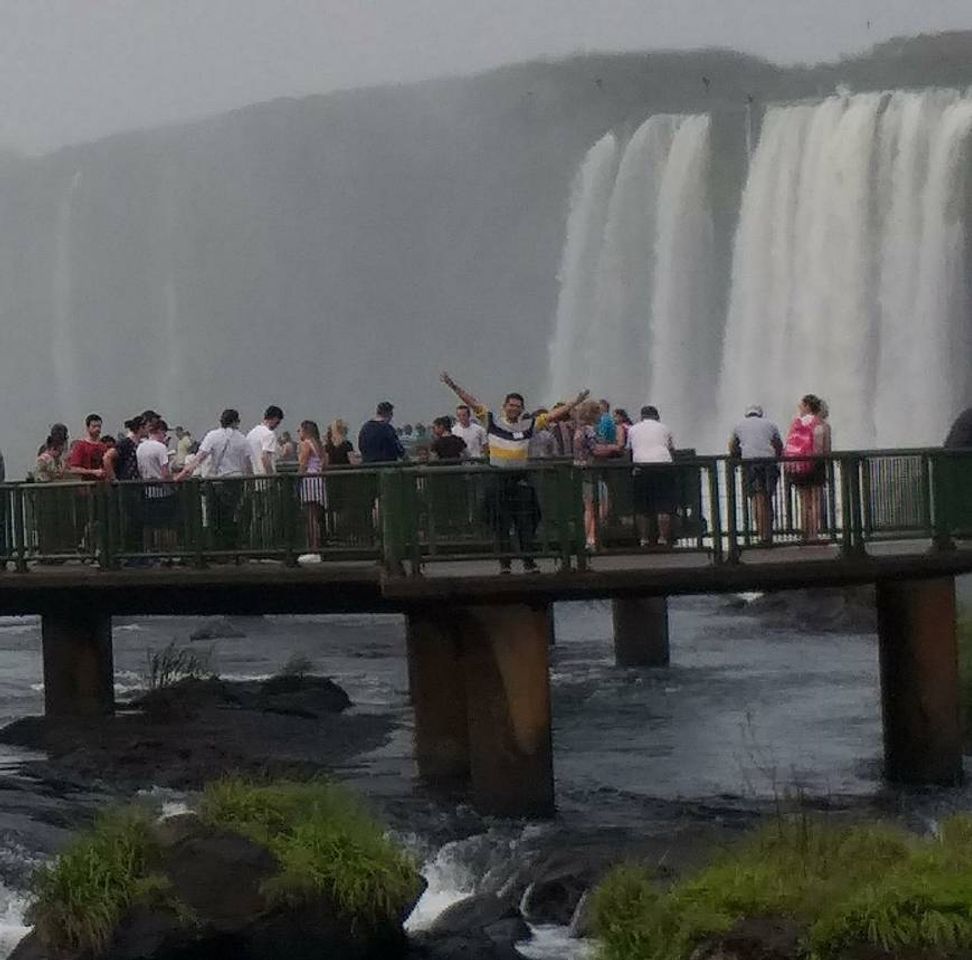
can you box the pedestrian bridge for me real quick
[2,448,971,817]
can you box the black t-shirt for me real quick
[431,434,466,461]
[115,437,140,480]
[325,440,354,465]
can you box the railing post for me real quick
[280,474,298,567]
[930,452,956,551]
[556,462,573,572]
[97,484,113,570]
[571,465,588,572]
[708,460,724,565]
[12,486,26,573]
[725,459,740,564]
[189,480,206,569]
[380,468,406,575]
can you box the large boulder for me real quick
[11,814,421,960]
[410,893,530,960]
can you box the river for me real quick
[0,595,966,958]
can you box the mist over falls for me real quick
[3,38,972,469]
[551,88,972,450]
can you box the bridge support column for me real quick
[406,608,469,784]
[460,604,554,818]
[42,609,114,718]
[612,597,670,667]
[876,577,962,785]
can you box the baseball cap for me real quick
[745,404,763,418]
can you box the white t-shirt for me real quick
[135,437,175,497]
[199,427,252,478]
[452,422,487,458]
[627,419,674,463]
[247,423,278,475]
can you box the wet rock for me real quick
[735,587,876,633]
[427,893,527,939]
[689,916,802,960]
[188,617,246,641]
[568,889,594,939]
[11,814,422,960]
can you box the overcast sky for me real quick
[2,0,971,153]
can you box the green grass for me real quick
[144,640,216,691]
[29,807,177,955]
[199,778,422,926]
[592,815,972,960]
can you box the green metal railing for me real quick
[0,448,970,573]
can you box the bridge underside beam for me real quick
[41,608,115,718]
[876,576,962,785]
[406,602,554,818]
[612,597,670,667]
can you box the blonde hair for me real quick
[578,400,601,426]
[328,419,348,445]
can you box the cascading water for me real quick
[548,113,714,439]
[548,133,620,404]
[719,89,972,449]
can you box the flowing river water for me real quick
[0,594,967,958]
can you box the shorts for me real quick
[633,465,677,514]
[744,463,780,497]
[787,461,826,488]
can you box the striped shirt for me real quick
[475,406,551,469]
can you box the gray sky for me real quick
[2,0,971,153]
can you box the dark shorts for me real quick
[143,493,177,529]
[744,463,780,496]
[633,465,677,514]
[787,461,826,488]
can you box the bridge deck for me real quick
[3,538,971,616]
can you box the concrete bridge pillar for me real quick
[42,608,114,718]
[406,602,554,818]
[876,576,962,785]
[406,608,470,784]
[612,597,670,667]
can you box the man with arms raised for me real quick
[440,372,587,573]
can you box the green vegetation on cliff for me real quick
[593,816,972,960]
[199,778,422,925]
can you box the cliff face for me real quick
[1,35,971,471]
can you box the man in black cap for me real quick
[358,401,406,463]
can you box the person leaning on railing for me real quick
[175,409,253,554]
[439,371,588,574]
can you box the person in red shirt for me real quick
[67,414,107,481]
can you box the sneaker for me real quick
[298,553,322,566]
[639,538,651,549]
[585,540,596,553]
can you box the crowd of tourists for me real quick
[5,379,837,571]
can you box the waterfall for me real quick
[548,133,620,404]
[648,115,714,442]
[720,89,972,449]
[548,113,714,431]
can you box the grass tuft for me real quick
[592,816,972,960]
[144,640,215,691]
[29,807,177,955]
[199,778,421,926]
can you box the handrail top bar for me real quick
[1,444,968,486]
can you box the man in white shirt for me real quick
[177,408,253,553]
[729,404,783,545]
[627,405,677,547]
[136,418,176,552]
[452,404,488,459]
[247,405,284,475]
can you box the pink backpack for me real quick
[784,416,818,476]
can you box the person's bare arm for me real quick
[298,441,311,474]
[440,372,482,412]
[546,389,590,423]
[102,448,118,482]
